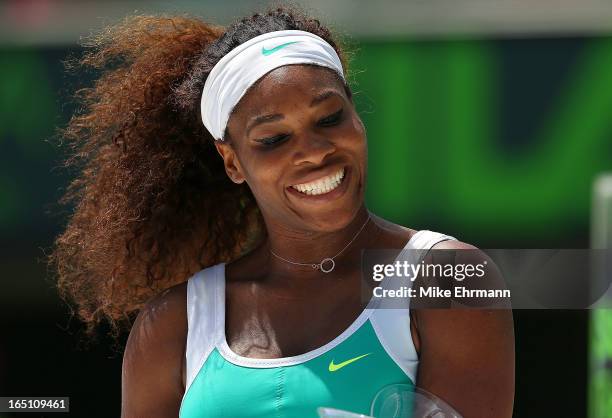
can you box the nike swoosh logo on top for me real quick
[328,353,371,372]
[261,41,300,56]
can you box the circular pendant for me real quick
[320,257,335,273]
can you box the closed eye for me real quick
[255,108,344,147]
[318,108,344,126]
[255,134,290,146]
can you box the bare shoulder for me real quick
[413,238,515,417]
[430,237,501,273]
[121,282,187,417]
[143,282,187,324]
[428,235,495,267]
[130,282,187,344]
[123,281,187,373]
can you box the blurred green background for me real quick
[1,0,612,417]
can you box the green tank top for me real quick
[179,230,456,418]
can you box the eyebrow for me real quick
[245,89,343,137]
[309,90,340,107]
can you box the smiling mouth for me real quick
[290,167,346,196]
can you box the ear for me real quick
[214,141,246,184]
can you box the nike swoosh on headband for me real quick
[261,41,301,56]
[328,353,371,372]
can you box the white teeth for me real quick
[291,168,345,196]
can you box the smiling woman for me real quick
[50,5,514,418]
[218,64,366,232]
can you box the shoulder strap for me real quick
[369,230,458,383]
[184,263,223,393]
[405,229,457,257]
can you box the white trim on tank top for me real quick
[183,229,457,393]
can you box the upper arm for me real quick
[413,240,515,418]
[121,283,187,418]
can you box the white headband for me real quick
[201,29,345,141]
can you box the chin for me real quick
[299,200,364,233]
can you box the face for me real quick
[215,64,367,232]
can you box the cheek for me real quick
[240,155,284,195]
[344,114,368,156]
[352,114,366,136]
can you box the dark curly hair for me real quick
[49,5,352,334]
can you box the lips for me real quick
[286,166,351,202]
[290,167,345,196]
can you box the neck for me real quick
[262,205,380,277]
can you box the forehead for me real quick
[232,65,346,114]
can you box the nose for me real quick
[291,133,337,166]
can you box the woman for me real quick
[52,6,514,418]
